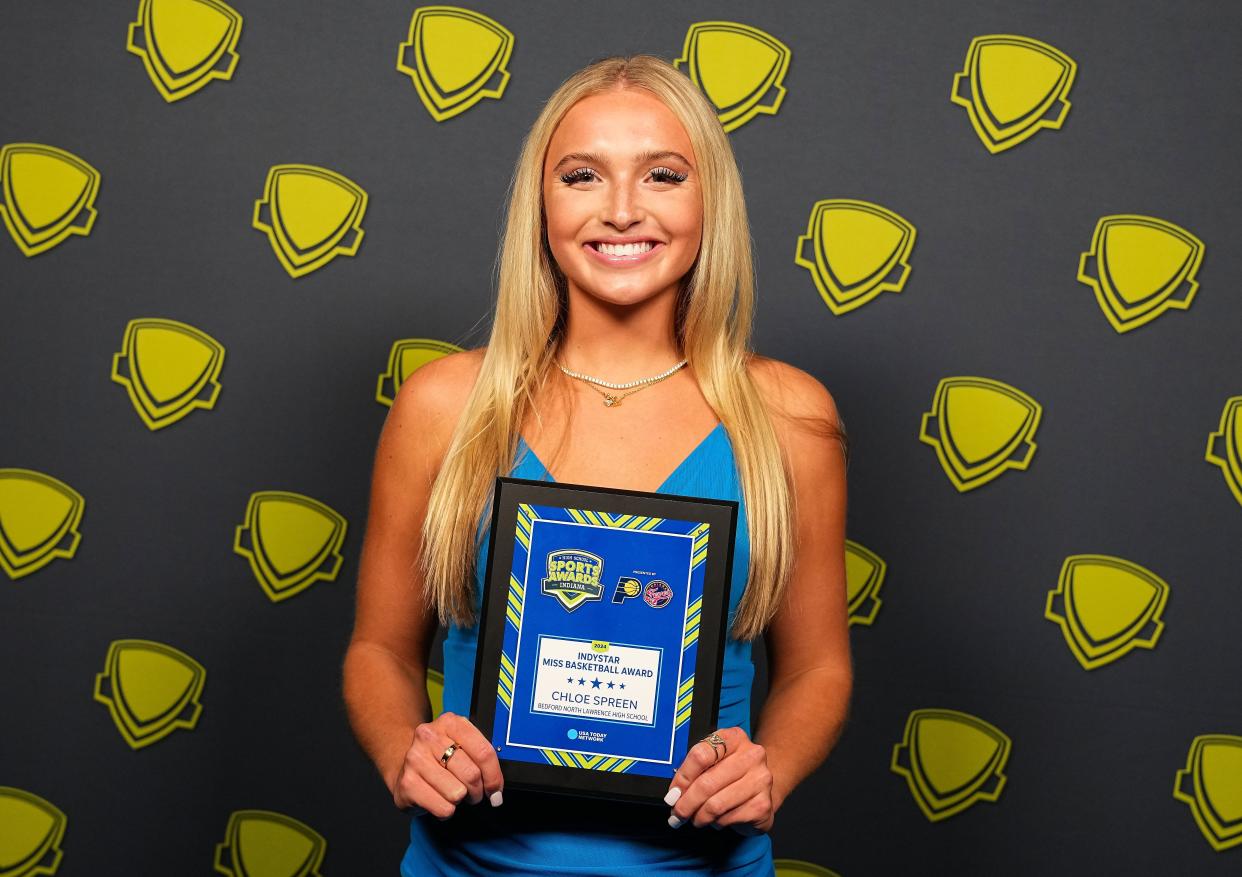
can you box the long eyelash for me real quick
[559,168,594,184]
[651,167,688,183]
[558,167,688,185]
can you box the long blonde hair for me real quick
[419,54,846,641]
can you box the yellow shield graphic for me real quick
[1077,214,1204,333]
[795,199,916,315]
[1206,396,1242,508]
[951,34,1076,153]
[111,317,225,430]
[0,143,100,257]
[0,468,84,581]
[252,165,367,278]
[213,810,326,877]
[374,338,464,406]
[126,0,242,102]
[1173,734,1242,851]
[1044,554,1168,669]
[919,377,1042,492]
[0,786,67,876]
[844,539,885,626]
[395,6,514,122]
[891,708,1010,821]
[233,491,348,602]
[674,22,790,132]
[774,861,842,877]
[93,639,206,749]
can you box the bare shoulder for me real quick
[382,346,488,481]
[744,352,843,432]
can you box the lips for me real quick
[583,240,665,265]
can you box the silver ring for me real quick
[703,732,726,762]
[441,741,458,768]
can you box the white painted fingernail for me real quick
[663,786,682,806]
[489,790,503,807]
[668,813,684,828]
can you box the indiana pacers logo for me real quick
[611,576,642,604]
[541,549,603,612]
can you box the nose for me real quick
[601,175,642,230]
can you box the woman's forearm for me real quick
[752,667,853,811]
[342,641,431,793]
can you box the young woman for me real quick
[343,54,852,875]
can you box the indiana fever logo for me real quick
[540,549,604,612]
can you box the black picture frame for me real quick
[469,475,737,807]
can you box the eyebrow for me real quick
[549,149,694,174]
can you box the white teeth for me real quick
[595,241,655,256]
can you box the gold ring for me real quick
[441,741,458,768]
[703,732,726,762]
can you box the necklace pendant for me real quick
[603,394,619,407]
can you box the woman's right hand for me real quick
[391,711,505,820]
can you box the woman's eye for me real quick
[559,168,596,185]
[651,167,688,184]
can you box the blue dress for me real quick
[401,422,775,875]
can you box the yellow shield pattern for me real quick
[396,6,514,122]
[111,317,225,430]
[951,34,1076,153]
[844,539,885,627]
[126,0,243,102]
[1173,734,1242,851]
[795,199,916,315]
[213,810,326,877]
[1044,554,1168,670]
[375,338,464,407]
[919,377,1042,492]
[1205,396,1242,508]
[1077,214,1205,333]
[0,786,67,877]
[0,469,85,581]
[233,491,348,602]
[0,143,100,257]
[674,21,790,132]
[93,639,206,749]
[891,708,1011,821]
[252,165,368,277]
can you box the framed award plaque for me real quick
[469,475,737,807]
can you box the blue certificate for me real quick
[471,476,737,805]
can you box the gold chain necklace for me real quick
[556,358,688,407]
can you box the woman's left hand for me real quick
[664,726,774,834]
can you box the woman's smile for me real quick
[583,239,666,266]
